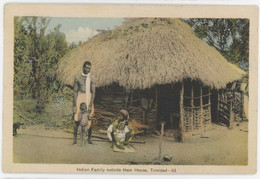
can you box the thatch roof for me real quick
[57,18,245,90]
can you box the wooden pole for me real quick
[208,87,211,124]
[217,90,219,122]
[217,90,219,123]
[180,82,184,142]
[159,122,165,160]
[229,94,233,127]
[155,86,159,124]
[241,92,244,121]
[200,87,203,130]
[191,84,194,131]
[208,88,211,104]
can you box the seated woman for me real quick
[107,109,134,150]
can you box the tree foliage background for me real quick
[14,17,76,126]
[13,17,249,126]
[184,18,249,70]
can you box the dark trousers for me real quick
[73,121,92,142]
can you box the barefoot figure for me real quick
[72,61,95,145]
[107,110,134,150]
[78,103,90,146]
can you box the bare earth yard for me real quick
[13,122,248,165]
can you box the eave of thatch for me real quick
[57,18,245,90]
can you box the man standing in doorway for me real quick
[73,61,95,145]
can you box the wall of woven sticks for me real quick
[180,82,212,139]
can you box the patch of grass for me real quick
[14,97,73,129]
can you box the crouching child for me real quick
[78,103,90,146]
[107,109,134,150]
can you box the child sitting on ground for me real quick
[107,109,134,150]
[78,103,90,146]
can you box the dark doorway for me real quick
[157,83,181,129]
[211,89,218,123]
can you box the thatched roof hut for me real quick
[57,18,244,90]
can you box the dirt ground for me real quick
[13,122,248,165]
